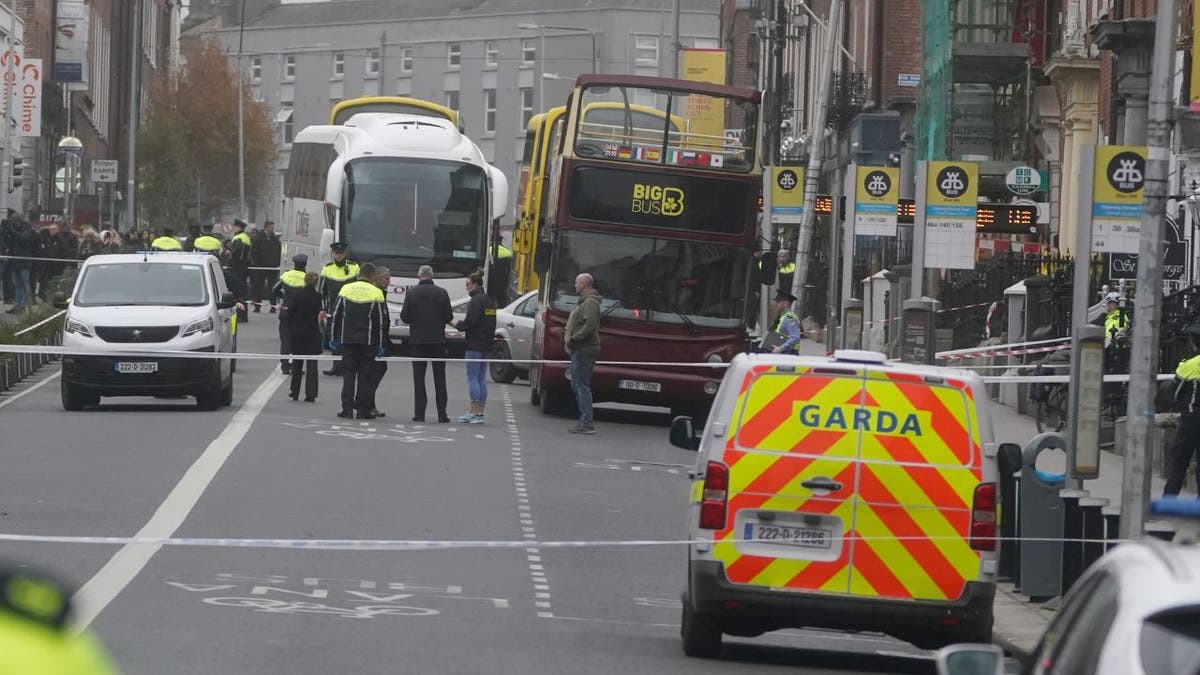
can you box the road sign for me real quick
[922,161,979,270]
[1005,166,1042,196]
[91,159,117,183]
[854,166,899,235]
[770,167,804,224]
[1091,145,1146,254]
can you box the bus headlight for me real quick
[704,381,720,395]
[706,353,724,363]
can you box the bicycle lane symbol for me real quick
[281,420,458,444]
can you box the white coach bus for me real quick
[282,111,509,344]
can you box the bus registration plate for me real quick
[618,379,661,392]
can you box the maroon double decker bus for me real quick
[529,74,763,419]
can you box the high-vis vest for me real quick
[1104,310,1127,335]
[150,236,182,251]
[497,245,513,259]
[232,232,251,247]
[773,310,801,353]
[331,279,387,347]
[279,269,306,288]
[193,235,223,253]
[779,263,796,275]
[1175,354,1200,415]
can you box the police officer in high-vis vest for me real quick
[1102,293,1129,346]
[1166,324,1200,496]
[0,564,121,674]
[150,230,182,251]
[769,290,803,354]
[329,263,388,419]
[192,232,224,255]
[777,250,796,295]
[318,242,361,376]
[272,253,309,375]
[228,219,254,321]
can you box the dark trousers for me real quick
[340,344,377,413]
[1165,413,1200,495]
[250,271,275,308]
[290,359,318,400]
[410,343,448,418]
[278,318,292,369]
[324,324,344,375]
[366,360,388,410]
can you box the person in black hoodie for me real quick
[400,264,453,423]
[454,272,496,423]
[5,218,38,313]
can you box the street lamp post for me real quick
[518,23,599,89]
[236,0,247,219]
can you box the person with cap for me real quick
[271,253,310,375]
[1165,324,1200,496]
[192,231,224,256]
[251,220,282,313]
[362,266,394,418]
[285,271,324,403]
[777,250,796,294]
[401,264,453,423]
[318,242,360,376]
[768,290,803,354]
[150,228,182,251]
[1101,292,1129,346]
[0,562,122,673]
[329,262,388,419]
[227,219,254,320]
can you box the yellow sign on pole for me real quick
[854,166,900,236]
[770,167,804,224]
[680,48,727,151]
[1091,145,1146,254]
[922,161,979,270]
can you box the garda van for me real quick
[673,350,1011,657]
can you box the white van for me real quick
[58,253,237,410]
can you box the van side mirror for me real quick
[934,644,1004,675]
[217,292,237,310]
[52,292,69,309]
[670,416,699,450]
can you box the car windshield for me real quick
[74,262,208,307]
[1141,607,1200,675]
[342,157,488,277]
[549,230,752,328]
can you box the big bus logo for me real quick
[632,183,685,217]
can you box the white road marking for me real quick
[71,372,284,630]
[0,368,60,410]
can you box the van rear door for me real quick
[849,369,983,602]
[712,363,866,594]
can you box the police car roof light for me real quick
[1150,497,1200,519]
[832,349,888,365]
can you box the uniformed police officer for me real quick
[272,253,309,375]
[329,263,388,419]
[192,232,224,255]
[150,230,182,251]
[1102,293,1129,346]
[1166,324,1200,496]
[769,290,803,354]
[194,235,247,317]
[227,220,254,322]
[0,564,121,673]
[777,250,796,294]
[318,242,360,376]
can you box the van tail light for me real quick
[970,482,998,551]
[699,461,730,530]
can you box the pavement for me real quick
[0,323,961,674]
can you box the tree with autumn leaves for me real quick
[138,38,276,226]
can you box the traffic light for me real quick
[9,152,23,194]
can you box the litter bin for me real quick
[1020,433,1067,602]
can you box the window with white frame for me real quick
[400,47,413,74]
[635,35,659,66]
[521,38,536,65]
[484,88,497,134]
[446,90,459,110]
[251,56,262,82]
[277,103,295,144]
[520,87,534,129]
[284,54,296,81]
[447,43,461,69]
[332,51,344,78]
[366,49,380,76]
[485,40,499,67]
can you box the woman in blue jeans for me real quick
[455,273,497,423]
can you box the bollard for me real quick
[1019,433,1067,601]
[1102,506,1122,552]
[1059,489,1088,593]
[997,443,1023,582]
[1079,497,1109,571]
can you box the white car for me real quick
[489,290,538,383]
[936,497,1200,675]
[58,252,238,410]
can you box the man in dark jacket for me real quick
[329,263,388,419]
[271,253,309,374]
[286,271,324,403]
[228,219,254,321]
[455,272,496,423]
[5,218,37,313]
[318,242,360,376]
[251,220,282,313]
[400,264,453,423]
[565,272,602,434]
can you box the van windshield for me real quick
[74,263,208,307]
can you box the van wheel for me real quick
[681,595,722,658]
[220,374,234,407]
[490,341,517,383]
[196,372,222,411]
[61,379,95,411]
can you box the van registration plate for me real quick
[115,362,158,374]
[618,379,661,392]
[745,522,832,549]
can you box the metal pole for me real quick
[671,0,680,78]
[1066,145,1096,491]
[379,30,386,94]
[1120,0,1178,540]
[590,32,598,73]
[791,0,843,315]
[826,164,842,353]
[236,0,246,218]
[2,0,15,213]
[126,0,142,231]
[538,30,545,113]
[910,161,928,299]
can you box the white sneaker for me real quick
[457,413,476,423]
[467,414,485,424]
